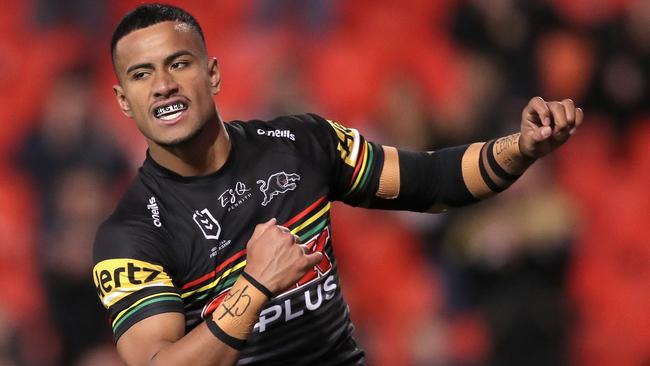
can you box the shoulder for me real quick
[93,177,171,265]
[227,113,341,154]
[228,113,335,139]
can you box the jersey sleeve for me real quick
[299,113,385,207]
[93,218,183,341]
[297,114,530,213]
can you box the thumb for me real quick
[530,125,552,142]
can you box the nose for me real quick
[152,70,179,99]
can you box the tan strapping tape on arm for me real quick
[212,275,268,340]
[493,133,532,175]
[461,142,493,199]
[377,146,400,199]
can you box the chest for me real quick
[153,153,329,288]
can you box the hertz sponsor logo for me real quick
[327,120,360,167]
[93,259,173,308]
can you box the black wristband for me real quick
[205,316,246,350]
[242,272,273,298]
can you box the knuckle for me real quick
[271,226,284,236]
[292,244,304,255]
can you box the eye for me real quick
[132,71,150,81]
[171,60,189,70]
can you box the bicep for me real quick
[354,145,477,211]
[117,312,186,366]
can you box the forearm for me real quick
[454,132,535,203]
[148,322,240,366]
[365,133,534,212]
[121,273,270,366]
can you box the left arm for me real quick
[361,97,583,212]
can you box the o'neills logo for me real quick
[257,128,295,141]
[147,197,162,227]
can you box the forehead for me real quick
[114,21,204,71]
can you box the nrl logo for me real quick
[193,208,221,240]
[257,171,300,206]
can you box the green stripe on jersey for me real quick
[299,218,329,242]
[113,295,182,332]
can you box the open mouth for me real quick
[153,102,188,121]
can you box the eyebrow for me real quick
[125,50,196,75]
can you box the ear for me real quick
[113,84,134,118]
[208,57,221,95]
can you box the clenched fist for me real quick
[244,218,323,296]
[519,97,584,159]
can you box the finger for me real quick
[293,234,302,244]
[524,97,552,126]
[298,244,309,254]
[561,99,576,127]
[303,251,324,267]
[570,107,585,135]
[276,225,290,233]
[575,107,584,128]
[549,101,569,134]
[529,125,553,142]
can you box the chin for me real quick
[154,124,205,148]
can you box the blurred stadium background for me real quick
[1,0,649,365]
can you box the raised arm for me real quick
[114,219,322,366]
[362,97,584,212]
[309,97,582,211]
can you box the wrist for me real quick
[516,134,539,162]
[494,133,535,175]
[242,271,273,298]
[241,265,276,295]
[205,272,270,348]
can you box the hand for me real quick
[244,218,323,295]
[519,97,584,159]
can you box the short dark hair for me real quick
[110,3,205,63]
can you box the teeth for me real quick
[160,111,182,121]
[154,102,187,118]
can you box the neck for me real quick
[148,115,231,177]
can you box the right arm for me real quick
[110,219,322,366]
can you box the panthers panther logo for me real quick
[257,171,300,206]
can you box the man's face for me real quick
[112,21,220,147]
